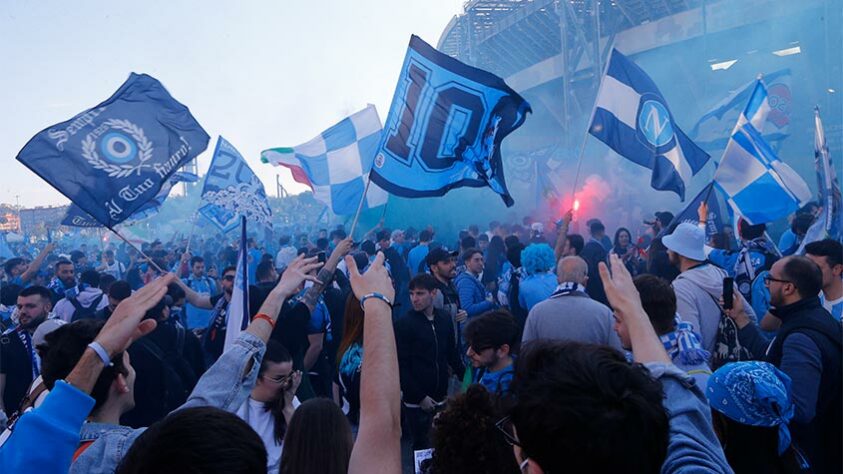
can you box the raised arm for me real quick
[20,242,55,284]
[600,254,731,473]
[300,238,352,312]
[174,276,213,309]
[0,274,173,473]
[346,252,402,474]
[554,209,573,262]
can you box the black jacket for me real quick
[580,240,608,305]
[122,320,205,428]
[395,308,464,404]
[766,297,841,474]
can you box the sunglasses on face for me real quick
[222,275,235,281]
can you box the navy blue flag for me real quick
[200,136,272,233]
[589,49,710,201]
[18,73,209,228]
[61,171,198,227]
[370,35,530,207]
[664,183,725,239]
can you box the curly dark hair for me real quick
[426,384,520,474]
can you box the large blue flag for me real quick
[590,49,710,201]
[369,35,530,207]
[61,171,198,227]
[17,73,209,228]
[200,136,272,233]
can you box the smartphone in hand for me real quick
[723,277,734,310]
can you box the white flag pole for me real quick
[570,41,616,204]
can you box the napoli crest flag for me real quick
[369,35,530,207]
[17,73,209,228]
[200,136,272,233]
[590,49,710,201]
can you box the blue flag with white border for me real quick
[17,73,209,228]
[589,49,710,201]
[369,35,530,207]
[200,136,272,233]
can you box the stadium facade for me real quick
[434,0,842,225]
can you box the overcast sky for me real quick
[0,0,463,207]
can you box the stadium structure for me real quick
[434,0,842,222]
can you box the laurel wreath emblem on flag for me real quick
[82,119,153,178]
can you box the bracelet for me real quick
[87,342,113,367]
[252,313,276,328]
[359,292,393,310]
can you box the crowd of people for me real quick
[0,201,840,473]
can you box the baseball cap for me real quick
[425,248,458,267]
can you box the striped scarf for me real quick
[659,315,710,365]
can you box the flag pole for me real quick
[570,41,615,206]
[185,213,198,254]
[240,215,249,320]
[106,226,165,274]
[348,175,373,239]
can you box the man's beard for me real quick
[21,313,47,331]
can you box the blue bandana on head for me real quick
[706,361,794,455]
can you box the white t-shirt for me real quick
[236,396,300,472]
[101,261,125,279]
[820,292,843,322]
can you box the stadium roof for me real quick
[437,0,703,79]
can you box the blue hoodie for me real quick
[0,381,95,473]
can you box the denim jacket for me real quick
[646,362,733,473]
[71,332,266,474]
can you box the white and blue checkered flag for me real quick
[261,105,388,215]
[714,79,811,224]
[589,49,710,201]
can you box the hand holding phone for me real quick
[722,277,734,310]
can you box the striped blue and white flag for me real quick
[224,217,249,352]
[261,105,388,215]
[590,49,710,201]
[690,70,791,151]
[714,83,811,225]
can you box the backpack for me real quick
[703,292,752,369]
[69,294,105,322]
[681,274,752,370]
[134,326,198,414]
